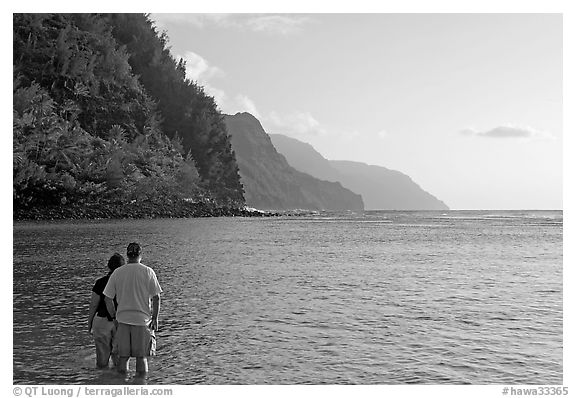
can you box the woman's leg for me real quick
[92,316,114,368]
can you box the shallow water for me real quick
[13,210,563,384]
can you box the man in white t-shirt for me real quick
[104,242,162,375]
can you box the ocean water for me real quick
[12,210,563,384]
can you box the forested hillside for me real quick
[13,13,245,220]
[106,14,244,204]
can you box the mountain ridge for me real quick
[269,133,449,210]
[225,113,364,211]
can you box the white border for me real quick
[4,1,572,396]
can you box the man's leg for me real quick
[118,357,130,373]
[133,325,151,375]
[115,323,131,373]
[135,357,148,375]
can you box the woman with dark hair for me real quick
[88,253,125,368]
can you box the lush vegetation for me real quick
[13,13,245,220]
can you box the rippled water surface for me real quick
[13,210,563,384]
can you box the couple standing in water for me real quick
[88,243,163,376]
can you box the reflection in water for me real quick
[13,212,563,384]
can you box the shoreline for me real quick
[13,201,280,221]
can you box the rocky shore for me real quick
[14,200,279,221]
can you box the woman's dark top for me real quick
[92,273,116,321]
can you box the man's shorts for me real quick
[116,323,153,357]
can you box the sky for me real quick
[150,13,563,210]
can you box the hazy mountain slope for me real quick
[330,160,449,210]
[269,134,449,210]
[268,134,338,182]
[225,113,364,211]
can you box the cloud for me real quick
[177,51,230,109]
[151,14,233,30]
[343,130,362,141]
[377,130,389,139]
[174,50,262,118]
[267,111,328,138]
[152,13,313,35]
[174,49,263,118]
[204,92,261,118]
[180,51,224,83]
[204,86,228,110]
[460,125,554,141]
[265,112,391,144]
[245,15,313,35]
[234,95,261,119]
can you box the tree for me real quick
[13,14,207,216]
[106,13,245,205]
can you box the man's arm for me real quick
[102,274,116,322]
[150,294,160,331]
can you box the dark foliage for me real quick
[105,13,244,205]
[13,13,245,218]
